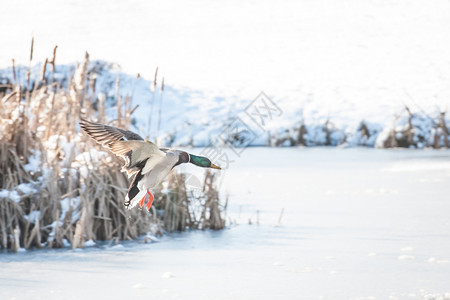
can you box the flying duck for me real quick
[79,118,221,211]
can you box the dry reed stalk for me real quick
[147,67,158,137]
[97,93,105,123]
[152,67,158,92]
[158,170,225,232]
[40,58,48,85]
[115,75,122,126]
[202,170,225,230]
[156,77,165,141]
[11,59,16,83]
[164,172,189,231]
[26,37,34,94]
[49,46,58,86]
[29,37,34,61]
[277,208,284,226]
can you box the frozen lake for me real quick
[1,148,450,299]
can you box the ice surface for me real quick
[1,148,450,299]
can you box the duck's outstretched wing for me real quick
[79,118,166,177]
[79,118,144,143]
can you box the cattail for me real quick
[51,45,58,72]
[129,104,139,116]
[115,74,120,100]
[151,66,158,92]
[11,58,16,83]
[30,37,34,62]
[148,67,158,136]
[98,93,105,123]
[88,72,97,95]
[156,77,165,139]
[26,37,34,94]
[40,58,48,84]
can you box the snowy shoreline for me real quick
[1,61,449,150]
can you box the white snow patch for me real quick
[24,210,41,224]
[400,247,414,252]
[383,161,450,173]
[71,149,108,179]
[16,183,37,195]
[0,190,20,203]
[424,293,450,300]
[62,239,71,248]
[133,283,145,290]
[45,135,77,166]
[109,244,125,250]
[144,235,160,243]
[397,255,415,261]
[162,272,174,279]
[60,197,81,222]
[24,150,41,173]
[83,240,96,247]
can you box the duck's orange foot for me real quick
[138,196,145,208]
[146,191,154,211]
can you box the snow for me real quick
[0,190,20,203]
[1,148,450,299]
[45,135,76,166]
[83,240,96,247]
[60,197,81,223]
[24,211,41,224]
[16,183,38,195]
[71,149,107,179]
[23,150,41,173]
[2,60,447,148]
[1,0,450,148]
[1,59,448,148]
[1,0,450,107]
[1,0,450,298]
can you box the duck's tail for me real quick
[125,171,147,209]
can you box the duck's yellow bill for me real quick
[211,163,221,170]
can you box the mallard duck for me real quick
[79,118,221,211]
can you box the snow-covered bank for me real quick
[1,148,450,299]
[1,0,450,112]
[1,61,449,149]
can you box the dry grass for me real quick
[0,45,225,252]
[274,108,450,148]
[381,105,450,149]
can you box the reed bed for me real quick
[0,46,225,252]
[270,107,450,148]
[156,170,226,232]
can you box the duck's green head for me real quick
[189,154,221,169]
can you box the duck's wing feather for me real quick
[79,118,166,176]
[79,118,144,144]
